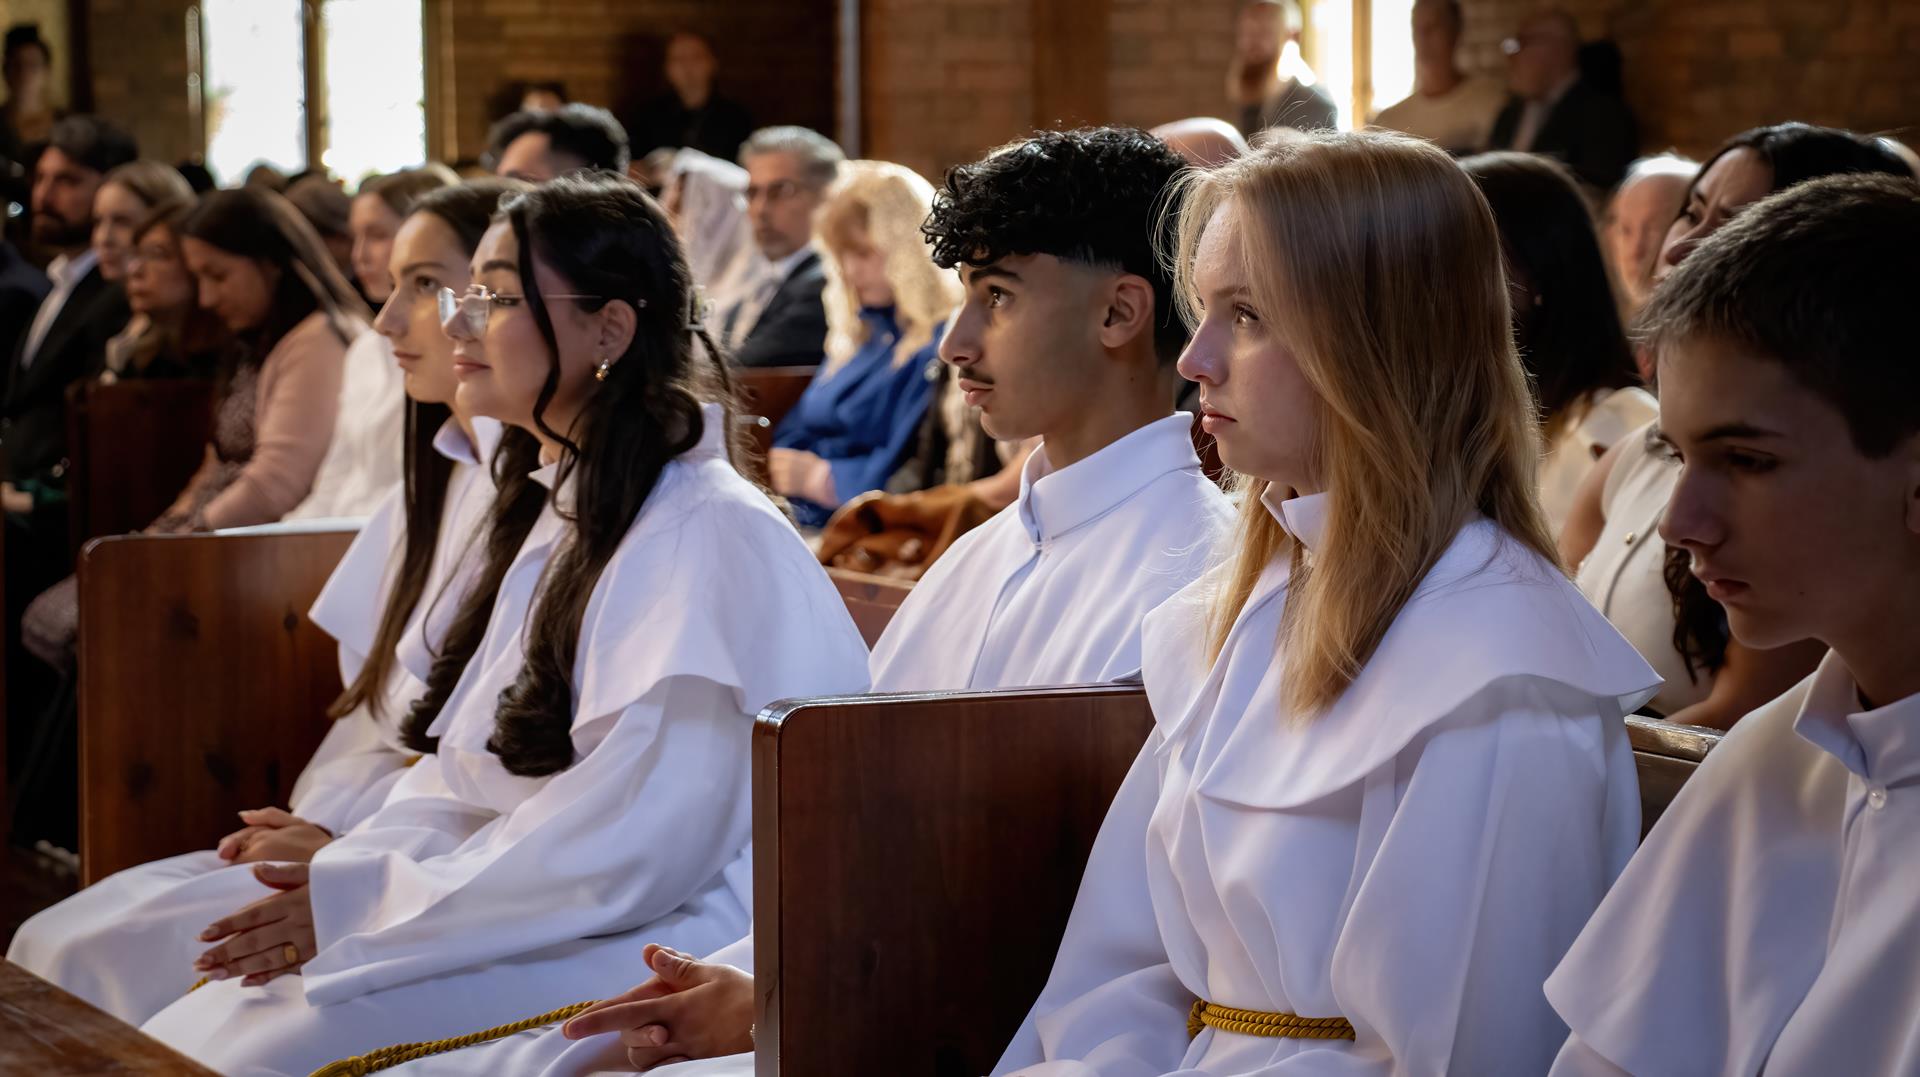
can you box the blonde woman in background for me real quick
[767,159,962,526]
[995,131,1658,1075]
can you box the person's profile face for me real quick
[1410,3,1459,64]
[743,151,824,262]
[181,236,277,333]
[31,146,102,248]
[4,44,47,96]
[1505,17,1573,98]
[376,211,468,407]
[349,193,403,303]
[90,180,146,283]
[937,252,1111,444]
[453,220,606,439]
[496,131,585,185]
[1236,4,1284,58]
[124,224,192,317]
[831,227,894,310]
[1605,171,1690,310]
[1656,333,1910,654]
[1654,148,1772,284]
[1176,203,1320,490]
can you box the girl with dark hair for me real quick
[5,179,539,1026]
[288,165,460,521]
[1559,122,1908,728]
[1461,151,1653,531]
[137,174,869,1076]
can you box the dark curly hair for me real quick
[922,126,1190,363]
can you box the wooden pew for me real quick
[733,366,814,484]
[64,378,216,561]
[75,529,354,885]
[825,567,911,648]
[752,684,1152,1077]
[1626,714,1722,838]
[0,960,218,1075]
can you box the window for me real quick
[198,0,425,187]
[1297,0,1424,128]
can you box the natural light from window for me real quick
[201,0,305,185]
[1370,0,1417,118]
[321,0,426,186]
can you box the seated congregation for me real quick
[3,22,1919,1077]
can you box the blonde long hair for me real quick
[1172,130,1557,717]
[815,160,962,374]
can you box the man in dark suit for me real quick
[722,126,843,369]
[1488,9,1638,190]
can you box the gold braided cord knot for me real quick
[1187,998,1355,1041]
[307,999,598,1077]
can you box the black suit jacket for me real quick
[2,262,129,510]
[1489,79,1640,190]
[731,251,828,369]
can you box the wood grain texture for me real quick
[76,530,354,885]
[753,683,1152,1077]
[733,367,815,485]
[63,379,216,561]
[826,567,911,648]
[0,960,217,1074]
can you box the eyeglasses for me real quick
[745,179,813,205]
[437,283,622,337]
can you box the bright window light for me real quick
[321,0,426,188]
[201,0,306,185]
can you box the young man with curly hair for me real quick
[363,127,1233,1077]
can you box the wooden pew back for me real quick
[733,367,814,484]
[64,379,215,560]
[1626,715,1722,838]
[0,960,217,1075]
[825,567,912,648]
[752,684,1152,1077]
[76,529,354,884]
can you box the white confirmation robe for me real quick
[388,411,1234,1077]
[137,407,872,1077]
[1547,652,1920,1076]
[997,489,1660,1076]
[6,418,502,1025]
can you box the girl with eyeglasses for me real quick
[6,178,545,1026]
[137,174,871,1076]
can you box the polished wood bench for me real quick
[825,567,912,648]
[0,959,216,1074]
[1626,713,1723,837]
[733,366,814,485]
[76,528,356,885]
[64,378,216,561]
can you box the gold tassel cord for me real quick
[308,999,599,1077]
[1187,998,1355,1041]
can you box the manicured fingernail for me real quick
[647,1026,667,1046]
[208,969,228,981]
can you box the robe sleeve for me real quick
[288,705,413,835]
[299,675,752,1006]
[995,734,1195,1077]
[1314,684,1623,1076]
[821,354,936,507]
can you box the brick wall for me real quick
[86,0,196,164]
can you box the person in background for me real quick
[1227,0,1337,138]
[521,81,567,113]
[768,161,959,527]
[0,23,58,218]
[486,103,631,184]
[1488,8,1638,189]
[1151,117,1249,168]
[1558,122,1909,728]
[1547,171,1920,1077]
[636,32,754,162]
[244,163,289,193]
[174,160,215,194]
[91,160,192,285]
[721,126,842,368]
[285,174,357,295]
[1371,0,1507,155]
[660,148,755,329]
[287,165,458,521]
[1602,153,1695,323]
[1462,151,1650,533]
[102,200,224,382]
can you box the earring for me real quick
[594,358,611,382]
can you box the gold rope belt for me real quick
[305,999,598,1077]
[1188,999,1355,1040]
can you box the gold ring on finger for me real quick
[282,943,300,966]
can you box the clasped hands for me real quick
[193,807,332,987]
[562,943,755,1071]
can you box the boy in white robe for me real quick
[1547,176,1920,1075]
[372,126,1236,1077]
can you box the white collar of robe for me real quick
[1259,485,1329,551]
[1794,650,1920,787]
[1016,412,1204,545]
[524,402,729,495]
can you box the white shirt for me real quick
[21,247,97,368]
[997,489,1659,1076]
[293,418,504,834]
[1538,386,1657,533]
[295,406,871,1006]
[286,330,407,520]
[1548,653,1920,1077]
[724,245,815,351]
[1371,74,1508,154]
[872,413,1233,692]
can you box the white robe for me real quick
[285,330,407,520]
[5,418,501,1025]
[996,489,1660,1076]
[395,414,1235,1077]
[136,407,872,1077]
[1547,653,1920,1077]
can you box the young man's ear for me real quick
[1098,273,1156,353]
